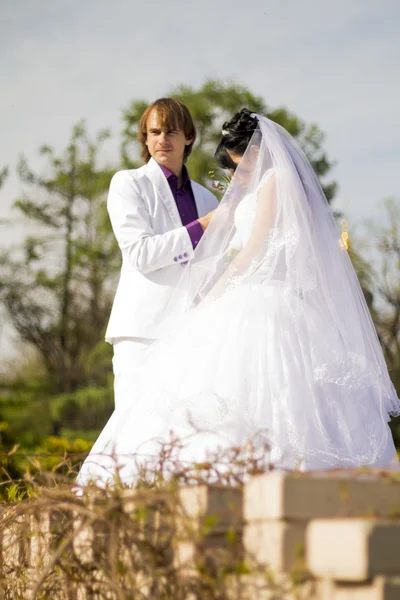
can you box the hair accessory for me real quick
[221,129,230,136]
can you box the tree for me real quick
[350,198,400,446]
[365,199,400,385]
[121,79,337,202]
[0,166,8,188]
[0,122,119,393]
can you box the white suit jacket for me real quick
[105,158,218,341]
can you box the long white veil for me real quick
[159,114,400,435]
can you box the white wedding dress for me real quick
[77,168,398,489]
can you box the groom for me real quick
[105,98,218,410]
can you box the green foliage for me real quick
[349,198,400,448]
[0,433,94,494]
[0,166,8,188]
[51,385,114,433]
[1,122,119,394]
[0,409,28,484]
[390,418,400,449]
[0,379,113,450]
[5,483,29,503]
[121,79,337,202]
[83,340,114,388]
[32,435,93,472]
[0,379,56,449]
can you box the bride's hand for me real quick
[198,209,217,232]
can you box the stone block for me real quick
[121,488,175,550]
[177,484,243,537]
[174,486,242,578]
[243,520,306,572]
[245,472,400,521]
[226,574,317,600]
[73,513,119,569]
[175,532,243,576]
[28,508,71,568]
[307,519,400,581]
[0,511,29,573]
[317,576,400,600]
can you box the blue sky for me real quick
[0,0,399,355]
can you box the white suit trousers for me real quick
[112,338,154,411]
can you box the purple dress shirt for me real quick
[159,164,204,249]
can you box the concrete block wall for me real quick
[1,471,400,599]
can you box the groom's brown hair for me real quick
[138,98,197,163]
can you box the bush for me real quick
[51,385,114,434]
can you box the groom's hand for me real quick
[198,209,217,232]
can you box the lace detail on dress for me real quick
[222,258,277,294]
[265,226,299,258]
[313,350,384,390]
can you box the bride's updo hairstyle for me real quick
[215,108,259,170]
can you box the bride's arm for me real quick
[201,171,277,302]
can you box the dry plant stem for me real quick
[0,437,276,598]
[7,436,399,598]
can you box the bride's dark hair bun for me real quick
[215,108,259,170]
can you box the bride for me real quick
[77,110,399,488]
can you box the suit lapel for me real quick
[143,158,182,228]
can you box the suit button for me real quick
[183,252,188,258]
[174,257,178,262]
[178,254,183,259]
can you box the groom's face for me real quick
[145,109,193,171]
